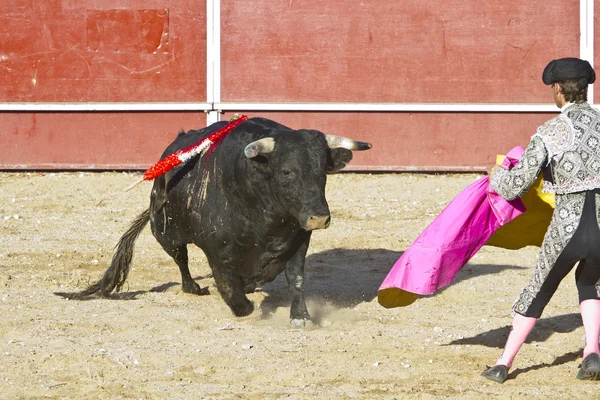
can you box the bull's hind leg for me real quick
[162,244,209,295]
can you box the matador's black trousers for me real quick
[523,190,600,318]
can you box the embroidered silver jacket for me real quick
[491,102,600,199]
[490,102,600,316]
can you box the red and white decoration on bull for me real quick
[143,114,248,181]
[126,115,248,191]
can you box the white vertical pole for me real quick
[206,0,221,124]
[581,0,595,103]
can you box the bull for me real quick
[74,117,371,326]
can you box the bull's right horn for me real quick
[324,134,372,151]
[244,137,276,158]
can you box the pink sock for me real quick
[496,314,537,369]
[581,299,600,359]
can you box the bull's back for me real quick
[159,121,229,159]
[149,122,230,240]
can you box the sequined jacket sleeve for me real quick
[490,136,548,201]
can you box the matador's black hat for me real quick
[542,57,596,88]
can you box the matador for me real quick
[481,57,600,383]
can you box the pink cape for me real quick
[378,146,526,308]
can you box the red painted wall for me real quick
[1,112,208,169]
[221,1,579,103]
[0,0,206,102]
[0,1,589,171]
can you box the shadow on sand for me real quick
[447,312,584,380]
[56,248,525,323]
[258,248,524,317]
[54,274,213,301]
[447,312,583,349]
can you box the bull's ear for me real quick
[327,148,353,173]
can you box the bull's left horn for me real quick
[324,134,372,151]
[244,137,276,158]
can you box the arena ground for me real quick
[0,171,596,399]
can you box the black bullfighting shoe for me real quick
[576,353,600,380]
[480,365,509,383]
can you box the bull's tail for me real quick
[74,208,150,299]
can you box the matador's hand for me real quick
[488,164,500,177]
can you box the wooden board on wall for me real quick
[0,0,206,102]
[221,0,579,103]
[0,110,558,171]
[0,112,208,169]
[220,111,556,171]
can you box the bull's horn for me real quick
[244,137,275,158]
[324,134,372,151]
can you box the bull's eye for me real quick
[282,169,291,176]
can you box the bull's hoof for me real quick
[231,300,254,317]
[290,318,314,329]
[197,287,210,295]
[244,283,257,294]
[182,281,210,296]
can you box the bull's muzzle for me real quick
[303,214,331,231]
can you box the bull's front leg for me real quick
[209,256,254,317]
[285,232,312,328]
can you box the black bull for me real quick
[71,117,371,326]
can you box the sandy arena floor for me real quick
[0,171,597,399]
